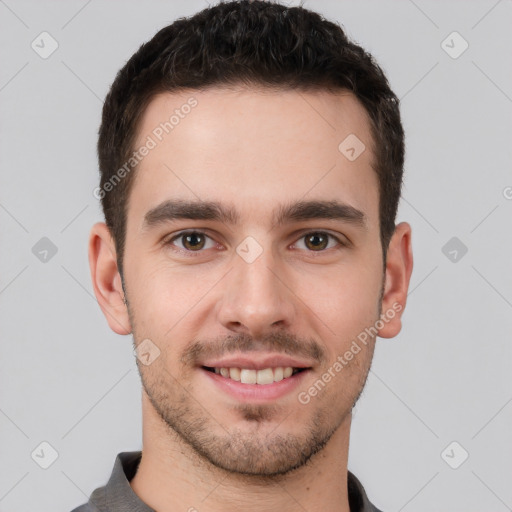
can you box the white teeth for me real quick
[240,369,257,384]
[256,368,274,385]
[213,366,299,384]
[229,367,241,381]
[273,367,284,382]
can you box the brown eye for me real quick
[168,231,215,252]
[304,232,329,251]
[182,232,205,250]
[294,231,343,252]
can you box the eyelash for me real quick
[163,230,346,257]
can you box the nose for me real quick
[216,244,297,338]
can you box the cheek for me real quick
[296,257,382,326]
[125,259,216,341]
[295,258,382,375]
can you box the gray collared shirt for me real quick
[70,451,383,512]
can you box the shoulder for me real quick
[68,485,107,512]
[347,470,384,512]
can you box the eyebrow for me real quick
[143,199,367,230]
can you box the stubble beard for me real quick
[134,340,375,481]
[126,281,382,480]
[138,362,348,480]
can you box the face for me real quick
[92,87,409,477]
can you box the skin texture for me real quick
[89,87,413,512]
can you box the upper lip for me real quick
[200,353,313,371]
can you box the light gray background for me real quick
[1,1,511,511]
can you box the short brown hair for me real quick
[97,0,405,276]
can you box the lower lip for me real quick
[200,367,311,402]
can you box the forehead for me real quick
[129,87,379,229]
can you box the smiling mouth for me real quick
[202,366,309,385]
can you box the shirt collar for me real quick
[106,452,154,512]
[102,451,381,512]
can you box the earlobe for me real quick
[88,222,132,335]
[377,222,413,339]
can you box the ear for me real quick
[377,222,413,338]
[88,222,132,335]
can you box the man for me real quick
[73,1,413,511]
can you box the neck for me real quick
[130,391,353,512]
